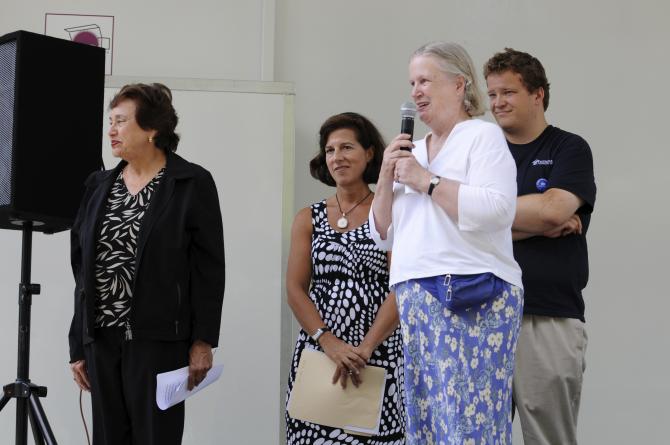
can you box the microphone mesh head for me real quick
[400,101,417,118]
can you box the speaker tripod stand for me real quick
[0,222,57,444]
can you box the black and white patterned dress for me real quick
[94,168,165,330]
[286,200,405,445]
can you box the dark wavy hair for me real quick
[109,83,180,153]
[483,48,551,111]
[309,112,386,187]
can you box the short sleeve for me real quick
[547,135,596,214]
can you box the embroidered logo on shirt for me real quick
[532,159,553,166]
[536,178,549,192]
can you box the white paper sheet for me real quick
[156,364,224,410]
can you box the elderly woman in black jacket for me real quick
[68,83,225,445]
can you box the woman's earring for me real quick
[148,136,154,143]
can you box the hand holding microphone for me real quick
[379,101,418,185]
[395,101,431,191]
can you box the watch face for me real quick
[431,176,440,185]
[312,328,325,341]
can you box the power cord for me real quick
[79,389,91,445]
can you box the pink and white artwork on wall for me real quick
[44,13,114,75]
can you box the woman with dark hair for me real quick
[285,112,405,444]
[68,83,225,445]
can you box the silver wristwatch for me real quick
[311,326,330,343]
[428,175,441,196]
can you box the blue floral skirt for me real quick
[394,277,523,445]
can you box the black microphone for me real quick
[400,101,416,151]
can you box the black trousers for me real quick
[84,328,189,445]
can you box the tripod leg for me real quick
[0,392,10,411]
[29,393,57,445]
[16,396,29,445]
[28,400,46,445]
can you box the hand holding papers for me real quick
[287,349,386,436]
[156,364,224,410]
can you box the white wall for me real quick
[0,0,275,80]
[275,0,670,443]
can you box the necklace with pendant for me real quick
[335,190,372,229]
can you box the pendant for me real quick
[337,216,349,229]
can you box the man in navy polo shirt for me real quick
[484,49,596,445]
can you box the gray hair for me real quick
[412,42,485,117]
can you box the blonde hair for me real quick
[412,42,485,117]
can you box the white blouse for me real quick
[369,119,523,288]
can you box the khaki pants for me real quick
[513,315,588,445]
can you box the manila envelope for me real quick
[287,348,386,436]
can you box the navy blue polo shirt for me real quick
[508,125,596,321]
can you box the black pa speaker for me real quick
[0,30,105,233]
